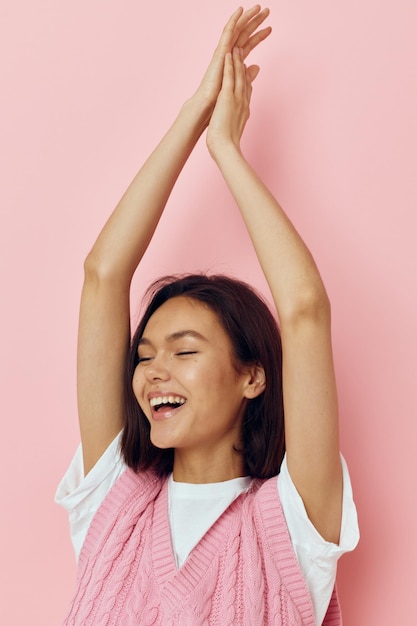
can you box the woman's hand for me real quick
[206,46,259,158]
[192,5,271,125]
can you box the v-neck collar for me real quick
[151,476,257,613]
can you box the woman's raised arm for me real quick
[207,47,343,543]
[77,7,272,475]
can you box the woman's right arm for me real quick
[77,6,272,475]
[77,99,208,476]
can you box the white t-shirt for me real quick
[56,433,359,625]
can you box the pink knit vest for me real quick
[63,469,341,625]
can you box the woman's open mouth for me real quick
[149,395,186,419]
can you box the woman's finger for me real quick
[241,26,272,58]
[212,7,269,76]
[218,7,244,51]
[220,6,269,55]
[246,64,260,84]
[235,4,263,30]
[246,67,255,105]
[222,51,235,93]
[236,7,270,47]
[233,47,246,97]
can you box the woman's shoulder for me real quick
[250,474,287,529]
[89,465,164,530]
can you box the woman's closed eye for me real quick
[137,356,154,363]
[137,351,197,363]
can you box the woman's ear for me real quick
[243,365,266,399]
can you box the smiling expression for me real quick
[132,296,258,470]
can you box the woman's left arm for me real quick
[207,47,342,544]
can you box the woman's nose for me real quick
[144,355,171,382]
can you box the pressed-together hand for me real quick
[206,46,257,156]
[193,5,271,124]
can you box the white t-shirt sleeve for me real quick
[55,432,126,561]
[278,453,359,625]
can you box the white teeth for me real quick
[150,395,186,408]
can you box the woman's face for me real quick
[132,296,253,462]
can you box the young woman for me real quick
[56,6,359,625]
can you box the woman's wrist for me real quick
[207,135,243,165]
[182,93,215,133]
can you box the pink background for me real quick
[1,1,416,623]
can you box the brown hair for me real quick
[121,274,285,478]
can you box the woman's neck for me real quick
[172,447,245,483]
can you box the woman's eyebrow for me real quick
[166,330,208,342]
[138,330,208,346]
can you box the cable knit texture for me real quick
[63,469,341,625]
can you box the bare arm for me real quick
[78,100,208,476]
[207,48,342,543]
[77,7,272,475]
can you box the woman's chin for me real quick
[149,430,177,450]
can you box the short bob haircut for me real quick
[121,274,285,479]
